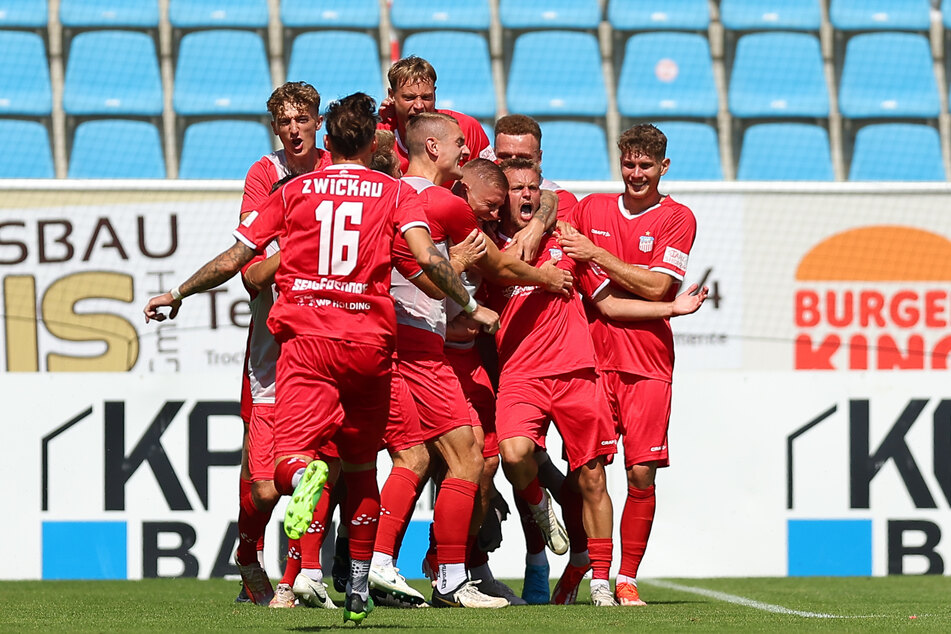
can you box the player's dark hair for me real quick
[324,92,380,159]
[462,158,507,192]
[498,157,541,181]
[270,173,297,193]
[388,56,437,90]
[267,81,320,120]
[618,123,667,160]
[494,114,542,143]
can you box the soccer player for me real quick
[378,56,494,176]
[374,112,571,609]
[234,81,335,609]
[558,123,700,606]
[144,92,500,624]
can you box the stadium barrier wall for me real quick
[2,181,950,580]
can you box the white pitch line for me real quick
[643,579,874,619]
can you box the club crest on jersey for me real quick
[548,247,564,261]
[639,233,654,253]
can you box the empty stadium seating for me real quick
[658,121,723,181]
[59,1,159,29]
[607,0,710,32]
[499,0,601,30]
[63,30,162,116]
[173,30,271,116]
[280,0,380,31]
[0,119,54,178]
[403,31,496,119]
[506,30,607,118]
[0,0,47,29]
[286,31,384,110]
[849,123,945,181]
[617,32,718,121]
[538,121,612,181]
[179,120,272,179]
[720,0,822,32]
[169,0,268,30]
[68,119,165,178]
[829,0,932,32]
[0,30,51,116]
[737,123,834,181]
[390,1,490,32]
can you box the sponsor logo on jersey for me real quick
[639,233,655,253]
[650,445,666,452]
[591,229,612,237]
[600,439,618,446]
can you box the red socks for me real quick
[619,484,655,578]
[342,469,380,561]
[280,538,301,585]
[434,478,478,564]
[273,456,310,496]
[374,467,420,557]
[236,478,271,565]
[588,537,613,581]
[301,481,334,569]
[515,478,544,506]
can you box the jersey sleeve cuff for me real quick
[400,220,430,234]
[649,266,685,281]
[233,230,258,251]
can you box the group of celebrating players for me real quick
[143,54,707,624]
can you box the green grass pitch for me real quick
[3,576,950,631]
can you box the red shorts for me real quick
[382,364,426,453]
[275,336,391,465]
[600,370,671,468]
[496,368,617,471]
[445,345,498,458]
[398,347,472,442]
[249,403,337,481]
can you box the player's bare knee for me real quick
[626,463,657,489]
[576,462,608,499]
[251,480,280,510]
[393,443,430,479]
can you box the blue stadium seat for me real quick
[658,121,723,180]
[173,30,271,116]
[287,31,384,112]
[737,123,834,180]
[829,0,931,32]
[729,32,828,119]
[506,31,607,117]
[617,32,718,120]
[280,0,380,30]
[0,119,54,177]
[607,0,710,31]
[169,0,268,29]
[179,120,272,179]
[0,30,51,116]
[720,0,822,31]
[390,1,490,32]
[68,119,165,178]
[945,0,951,28]
[849,123,945,181]
[64,30,162,116]
[60,1,158,29]
[538,121,611,181]
[403,31,495,119]
[0,0,47,29]
[499,0,601,30]
[838,32,939,119]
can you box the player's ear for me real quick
[270,118,279,136]
[315,115,323,130]
[425,136,439,157]
[660,157,671,176]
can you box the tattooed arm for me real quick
[403,226,499,334]
[144,240,256,322]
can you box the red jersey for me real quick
[235,163,428,349]
[569,194,697,382]
[241,149,332,216]
[541,176,578,220]
[379,108,495,177]
[391,177,480,351]
[486,232,597,382]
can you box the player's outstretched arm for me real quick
[404,226,500,334]
[558,225,672,300]
[504,189,558,262]
[476,237,573,296]
[590,283,708,322]
[144,240,256,323]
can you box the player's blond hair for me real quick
[404,112,459,157]
[498,156,541,182]
[618,124,667,160]
[461,158,507,192]
[370,129,401,178]
[267,81,321,120]
[387,56,437,90]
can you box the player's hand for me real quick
[378,98,395,122]
[539,259,573,296]
[557,230,600,262]
[445,312,481,342]
[671,284,709,316]
[143,293,181,323]
[471,304,500,334]
[450,229,488,270]
[504,218,544,262]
